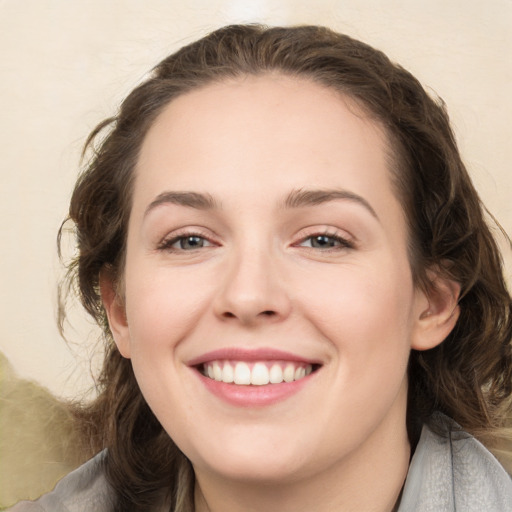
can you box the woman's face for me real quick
[106,75,433,485]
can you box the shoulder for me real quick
[399,414,512,512]
[7,451,114,512]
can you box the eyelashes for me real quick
[157,230,217,252]
[295,232,354,251]
[157,228,355,254]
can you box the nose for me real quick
[213,246,292,326]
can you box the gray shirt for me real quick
[398,418,512,511]
[9,419,512,511]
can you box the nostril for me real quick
[220,309,278,321]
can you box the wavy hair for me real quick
[59,24,512,511]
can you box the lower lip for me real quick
[196,371,314,407]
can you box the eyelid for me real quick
[292,226,356,250]
[157,227,220,251]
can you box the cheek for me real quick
[120,267,213,428]
[297,261,415,370]
[123,266,214,357]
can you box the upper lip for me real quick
[187,347,322,367]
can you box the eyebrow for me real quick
[144,188,378,220]
[144,191,219,217]
[282,188,379,220]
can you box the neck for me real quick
[194,401,410,512]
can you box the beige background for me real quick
[1,0,511,399]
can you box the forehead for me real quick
[133,74,401,221]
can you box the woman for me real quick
[10,24,512,511]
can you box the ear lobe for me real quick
[411,272,461,351]
[100,271,131,359]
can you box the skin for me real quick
[102,74,460,512]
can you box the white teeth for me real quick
[294,367,306,380]
[204,361,314,385]
[234,362,251,385]
[251,363,270,386]
[213,362,222,381]
[269,363,283,383]
[283,364,295,383]
[222,362,234,383]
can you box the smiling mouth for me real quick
[200,360,320,386]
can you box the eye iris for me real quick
[180,236,204,249]
[311,235,337,248]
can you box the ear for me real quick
[100,270,131,358]
[411,270,460,351]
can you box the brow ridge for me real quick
[144,188,377,220]
[283,188,378,219]
[145,191,218,217]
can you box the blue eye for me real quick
[176,236,207,250]
[159,234,213,251]
[300,234,352,249]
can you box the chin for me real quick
[195,449,311,484]
[180,422,332,485]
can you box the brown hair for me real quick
[59,24,512,511]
